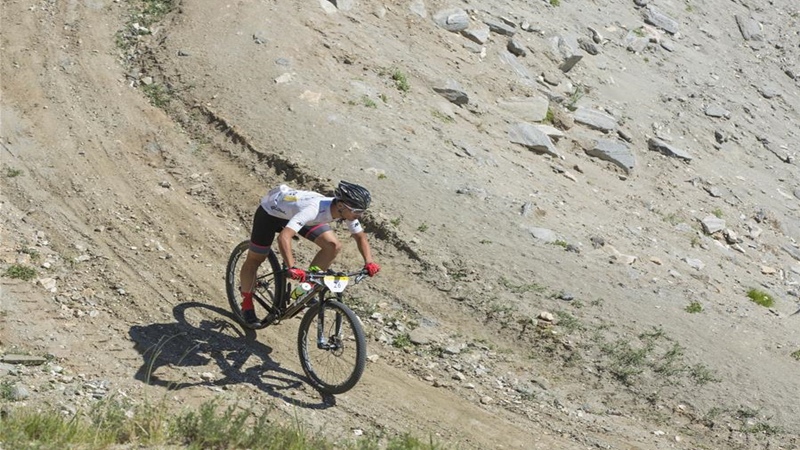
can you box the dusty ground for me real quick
[2,0,800,448]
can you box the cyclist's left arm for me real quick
[351,231,375,265]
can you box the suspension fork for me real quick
[316,292,344,349]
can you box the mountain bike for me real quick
[225,240,368,394]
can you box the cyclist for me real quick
[239,181,381,323]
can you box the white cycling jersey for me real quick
[260,185,364,234]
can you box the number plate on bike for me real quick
[323,276,349,293]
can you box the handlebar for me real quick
[307,269,369,283]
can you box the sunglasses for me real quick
[342,203,366,214]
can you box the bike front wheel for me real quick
[297,299,366,394]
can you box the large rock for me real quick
[705,105,730,118]
[625,31,649,53]
[648,138,692,161]
[432,8,469,32]
[735,15,763,41]
[330,0,354,11]
[784,245,800,262]
[701,216,726,234]
[497,96,549,123]
[525,227,558,243]
[433,80,468,105]
[2,354,47,365]
[508,123,561,158]
[586,139,635,173]
[573,107,617,132]
[484,19,516,36]
[409,0,426,18]
[642,5,679,35]
[498,50,535,85]
[462,25,490,44]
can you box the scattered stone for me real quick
[574,107,617,132]
[252,32,268,45]
[432,8,469,32]
[794,188,800,200]
[559,54,583,73]
[39,278,57,291]
[634,0,650,6]
[497,96,549,123]
[660,39,675,52]
[434,80,469,105]
[462,41,484,54]
[521,202,533,217]
[586,139,635,174]
[642,5,679,35]
[653,430,666,436]
[701,216,726,234]
[275,57,290,66]
[761,266,777,275]
[74,255,91,263]
[705,106,730,119]
[200,372,215,381]
[9,386,30,401]
[648,138,692,161]
[366,354,380,362]
[329,0,354,11]
[588,27,602,43]
[353,429,364,436]
[177,50,190,57]
[590,236,605,248]
[625,31,649,53]
[542,70,562,86]
[159,181,171,188]
[783,245,800,262]
[453,372,466,381]
[723,229,742,244]
[443,344,462,355]
[319,0,337,13]
[484,19,516,36]
[274,73,292,84]
[735,15,763,41]
[508,123,561,158]
[480,396,493,404]
[650,257,663,265]
[535,125,565,141]
[462,25,490,45]
[140,76,154,86]
[579,38,600,55]
[757,84,781,99]
[507,38,526,57]
[558,292,575,301]
[2,354,47,365]
[526,227,558,244]
[684,258,705,270]
[409,0,426,18]
[538,311,555,322]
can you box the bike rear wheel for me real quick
[225,240,283,329]
[297,299,366,394]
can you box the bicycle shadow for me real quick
[128,301,335,409]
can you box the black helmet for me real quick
[334,181,371,210]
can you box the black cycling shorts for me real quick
[249,206,332,254]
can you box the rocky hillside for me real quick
[2,0,799,448]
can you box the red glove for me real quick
[364,262,381,277]
[288,267,306,282]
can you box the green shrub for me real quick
[5,168,22,178]
[685,301,703,313]
[747,289,774,308]
[392,333,413,349]
[4,264,37,281]
[392,70,410,92]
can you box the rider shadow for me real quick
[128,301,335,409]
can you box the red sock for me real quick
[241,291,254,311]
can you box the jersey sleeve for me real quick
[346,219,364,234]
[286,206,320,232]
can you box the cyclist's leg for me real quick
[240,206,286,310]
[302,225,340,270]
